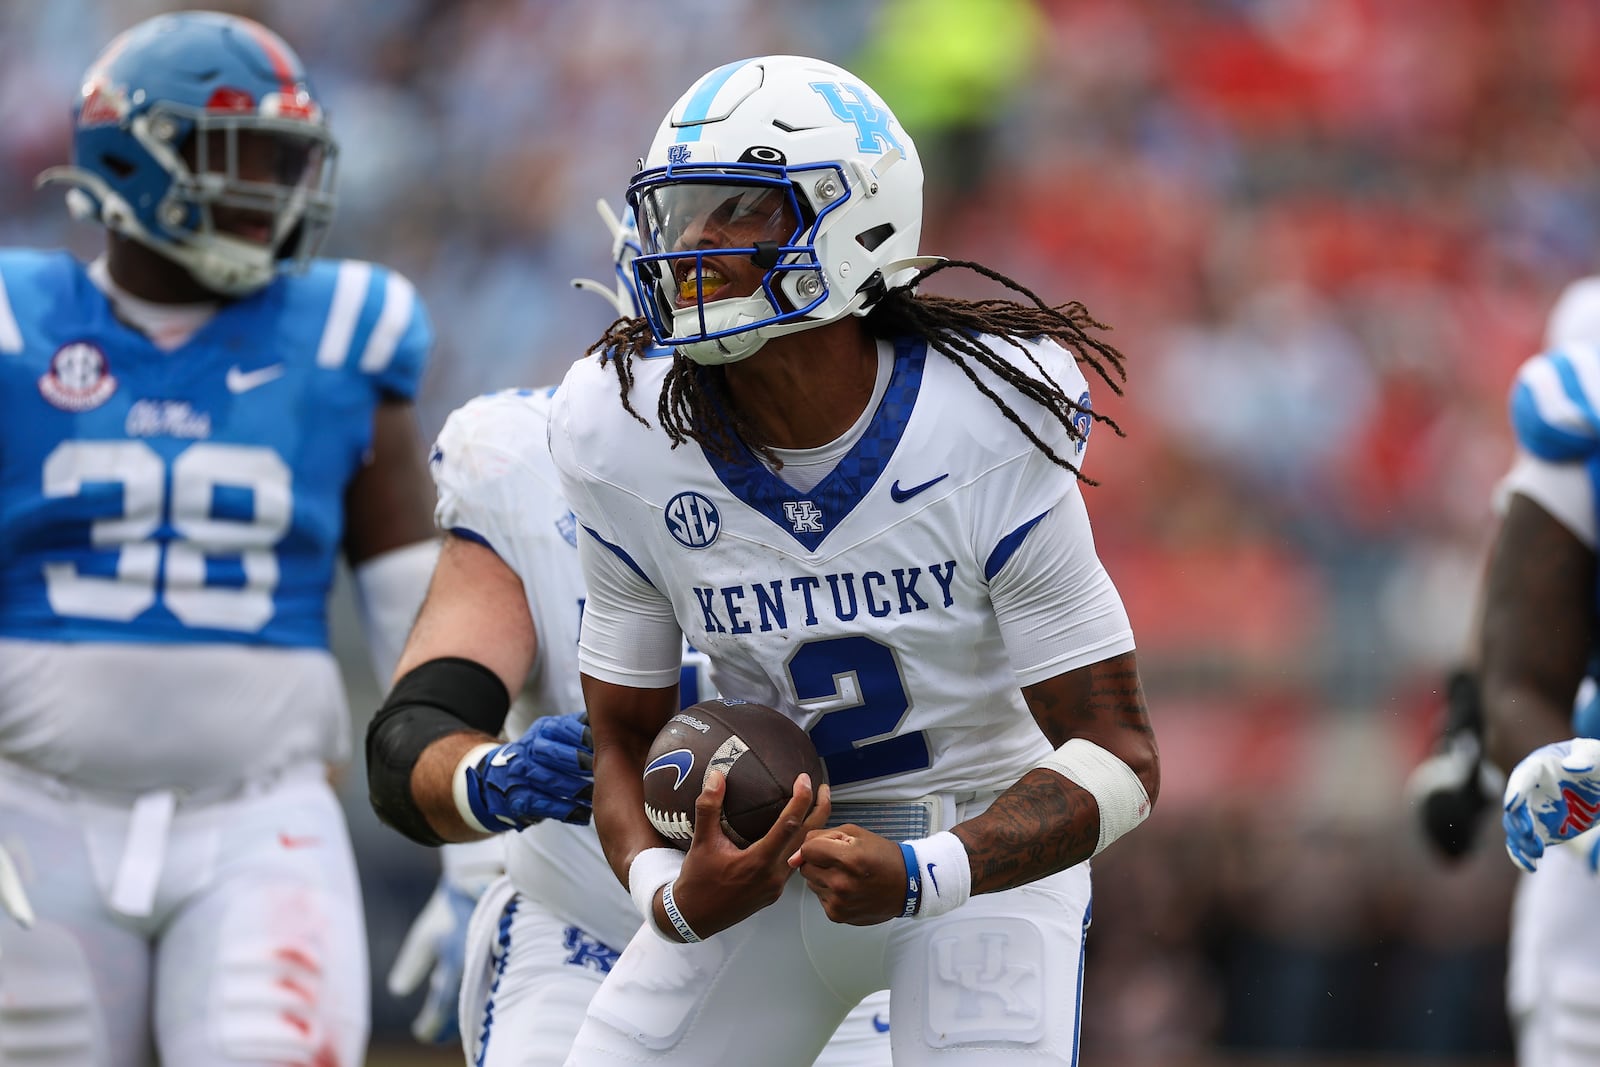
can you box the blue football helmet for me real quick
[38,11,337,297]
[626,55,931,365]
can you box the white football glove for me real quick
[387,836,506,1044]
[0,839,35,957]
[1503,737,1600,873]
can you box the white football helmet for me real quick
[626,55,926,365]
[570,199,647,318]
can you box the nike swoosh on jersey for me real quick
[225,363,286,393]
[872,1014,891,1033]
[889,473,949,503]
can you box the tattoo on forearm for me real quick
[959,771,1097,894]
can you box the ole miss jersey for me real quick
[0,249,430,793]
[0,249,428,646]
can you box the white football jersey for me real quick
[432,388,639,950]
[549,336,1134,803]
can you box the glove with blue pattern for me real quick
[460,712,594,831]
[1503,737,1600,873]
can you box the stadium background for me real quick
[6,0,1598,1062]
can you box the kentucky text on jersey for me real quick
[691,561,958,635]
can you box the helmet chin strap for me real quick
[676,256,945,367]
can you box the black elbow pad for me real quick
[366,657,512,846]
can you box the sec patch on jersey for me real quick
[643,699,827,849]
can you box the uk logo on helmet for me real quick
[809,82,903,156]
[667,144,692,165]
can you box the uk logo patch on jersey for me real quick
[556,509,578,547]
[39,342,116,411]
[783,499,824,533]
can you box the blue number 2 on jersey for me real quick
[789,635,930,787]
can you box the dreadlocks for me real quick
[587,259,1127,482]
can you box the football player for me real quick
[0,13,438,1066]
[1482,275,1600,1065]
[366,201,892,1065]
[547,56,1158,1065]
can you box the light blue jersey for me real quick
[0,250,429,649]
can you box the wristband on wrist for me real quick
[901,831,972,919]
[897,842,921,918]
[660,880,703,944]
[451,742,501,834]
[627,847,685,941]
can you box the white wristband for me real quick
[451,742,501,834]
[1036,738,1151,856]
[902,831,972,919]
[660,880,703,943]
[627,847,685,941]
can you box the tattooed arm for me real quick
[956,651,1159,893]
[1481,494,1596,774]
[795,650,1157,925]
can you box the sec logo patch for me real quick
[39,342,116,412]
[665,491,720,548]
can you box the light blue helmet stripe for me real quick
[675,59,752,143]
[1552,350,1600,433]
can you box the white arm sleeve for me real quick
[575,532,684,689]
[1496,448,1598,549]
[988,484,1135,687]
[353,539,440,686]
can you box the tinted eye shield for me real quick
[625,162,850,341]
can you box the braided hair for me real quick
[588,259,1126,482]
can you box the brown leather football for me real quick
[642,698,828,849]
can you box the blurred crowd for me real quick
[7,0,1596,1058]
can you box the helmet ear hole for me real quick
[855,223,893,252]
[100,154,136,179]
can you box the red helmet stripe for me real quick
[240,18,300,100]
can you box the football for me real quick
[642,698,828,849]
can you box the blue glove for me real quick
[1503,737,1600,872]
[461,712,593,831]
[386,838,505,1044]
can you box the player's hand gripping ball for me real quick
[643,698,827,849]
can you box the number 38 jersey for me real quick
[0,249,430,794]
[550,335,1135,802]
